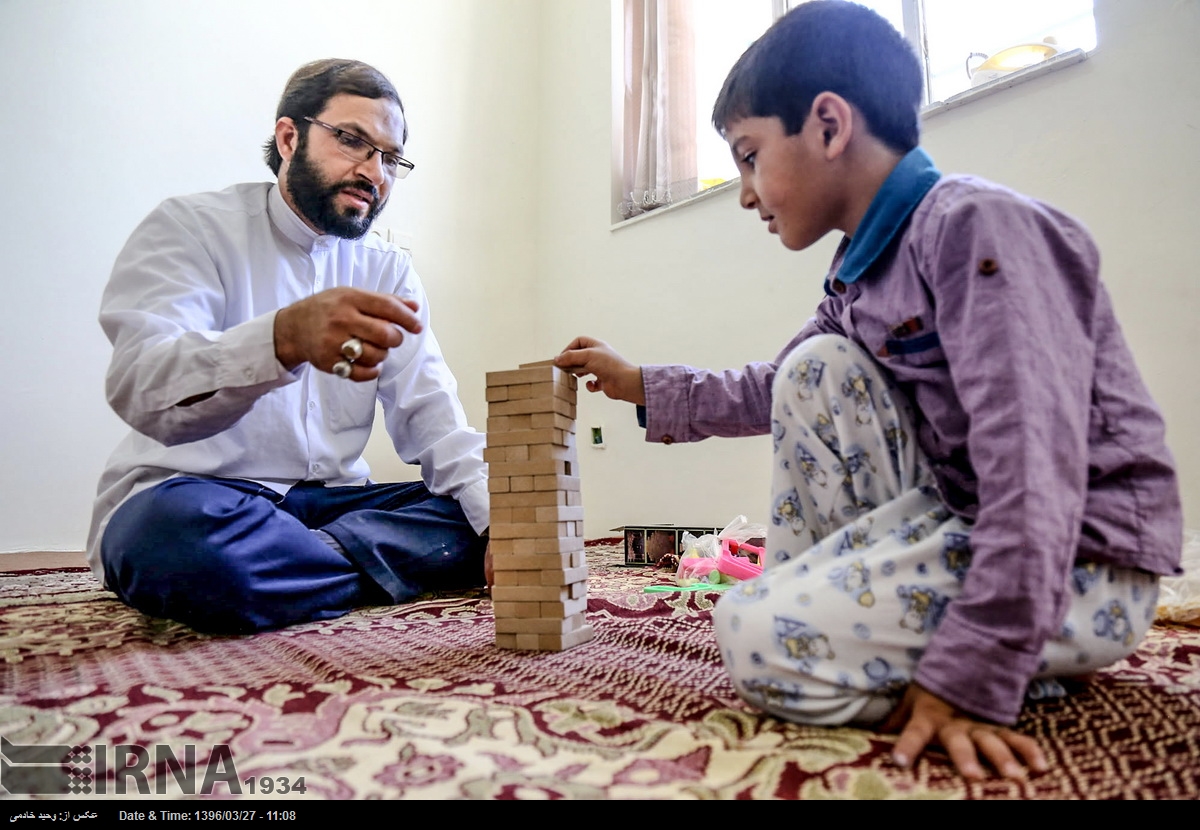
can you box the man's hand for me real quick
[882,683,1048,780]
[274,287,422,381]
[483,541,494,591]
[554,336,646,406]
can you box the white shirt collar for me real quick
[267,182,322,252]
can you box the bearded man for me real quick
[89,59,490,634]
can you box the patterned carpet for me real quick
[1,543,1198,800]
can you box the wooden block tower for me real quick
[485,360,594,651]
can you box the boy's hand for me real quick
[554,336,646,406]
[882,684,1048,781]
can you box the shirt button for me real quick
[661,435,675,445]
[308,401,316,410]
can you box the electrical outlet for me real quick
[589,425,606,449]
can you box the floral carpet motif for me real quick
[1,544,1197,800]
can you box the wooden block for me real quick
[493,601,543,618]
[515,633,541,650]
[486,414,534,432]
[567,490,583,507]
[534,474,581,492]
[530,412,576,432]
[487,396,575,418]
[495,616,587,635]
[504,445,530,462]
[569,581,587,599]
[528,441,576,461]
[570,550,588,569]
[491,552,575,571]
[489,521,573,540]
[485,428,560,448]
[491,491,567,508]
[493,569,544,586]
[510,476,534,492]
[495,633,519,649]
[543,565,588,586]
[529,381,575,403]
[514,362,577,395]
[487,367,556,387]
[486,386,509,402]
[488,459,573,479]
[491,585,570,602]
[507,506,537,523]
[532,536,586,554]
[511,538,538,554]
[483,447,506,463]
[487,476,510,494]
[534,505,586,523]
[490,507,513,525]
[538,625,595,651]
[541,597,588,618]
[487,538,517,555]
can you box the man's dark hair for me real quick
[712,1,923,153]
[263,59,407,175]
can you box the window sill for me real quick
[611,179,740,232]
[921,48,1089,119]
[610,48,1089,231]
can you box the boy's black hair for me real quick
[263,58,406,176]
[712,1,923,153]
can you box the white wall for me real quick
[2,0,1197,552]
[0,0,540,551]
[535,0,1200,538]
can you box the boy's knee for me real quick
[773,335,868,409]
[778,334,861,374]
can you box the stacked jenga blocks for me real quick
[486,360,594,651]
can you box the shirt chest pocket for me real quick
[320,377,380,432]
[858,312,947,368]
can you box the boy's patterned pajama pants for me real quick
[712,334,1159,725]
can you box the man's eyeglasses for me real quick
[303,117,414,179]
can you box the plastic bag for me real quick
[675,515,767,587]
[1157,530,1200,625]
[715,514,768,547]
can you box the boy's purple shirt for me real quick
[639,149,1182,724]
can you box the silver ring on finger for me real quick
[332,359,354,379]
[340,337,364,361]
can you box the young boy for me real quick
[556,1,1182,780]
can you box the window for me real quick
[613,0,1096,224]
[918,0,1096,105]
[614,0,777,222]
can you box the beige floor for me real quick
[0,551,88,571]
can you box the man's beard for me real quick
[286,140,385,239]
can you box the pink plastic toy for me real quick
[676,540,764,586]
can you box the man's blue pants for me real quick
[101,477,487,634]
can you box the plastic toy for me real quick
[676,538,764,587]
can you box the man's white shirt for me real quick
[88,182,487,581]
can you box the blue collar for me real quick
[833,147,941,286]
